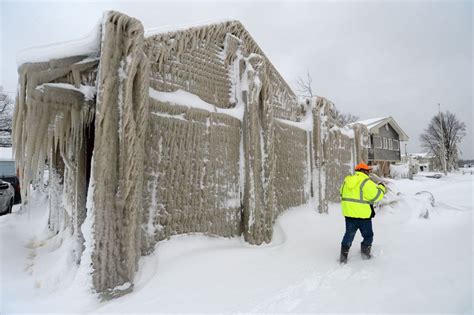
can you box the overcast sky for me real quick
[1,0,472,158]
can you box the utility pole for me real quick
[438,103,447,175]
[405,142,413,180]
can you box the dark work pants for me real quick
[341,217,374,247]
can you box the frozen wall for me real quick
[142,99,242,253]
[13,11,368,299]
[312,97,369,206]
[273,120,310,213]
[142,20,303,247]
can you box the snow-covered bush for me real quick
[390,163,409,179]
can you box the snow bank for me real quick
[390,163,410,179]
[0,190,99,313]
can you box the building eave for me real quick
[364,116,409,141]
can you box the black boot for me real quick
[340,245,350,264]
[361,244,372,259]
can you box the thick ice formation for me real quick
[13,11,370,299]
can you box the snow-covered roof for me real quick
[349,116,409,141]
[351,117,388,129]
[410,152,434,158]
[16,21,101,66]
[145,19,236,37]
[17,17,235,66]
[144,18,297,102]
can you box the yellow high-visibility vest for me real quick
[340,171,386,219]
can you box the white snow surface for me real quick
[349,117,388,129]
[36,83,97,101]
[390,163,410,179]
[1,172,472,313]
[16,21,101,66]
[149,88,245,120]
[276,106,313,131]
[411,152,435,158]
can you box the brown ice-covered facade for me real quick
[13,11,369,298]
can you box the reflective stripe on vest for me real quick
[341,197,371,204]
[359,178,370,200]
[369,188,383,203]
[341,177,379,205]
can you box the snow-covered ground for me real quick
[1,171,472,313]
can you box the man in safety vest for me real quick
[339,162,386,263]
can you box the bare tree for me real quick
[295,72,358,126]
[419,110,466,171]
[0,86,14,146]
[295,70,314,98]
[332,108,359,126]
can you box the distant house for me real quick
[410,153,435,172]
[349,117,409,176]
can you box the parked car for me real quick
[0,159,21,204]
[0,179,14,215]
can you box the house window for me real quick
[373,135,382,149]
[383,137,388,149]
[389,138,393,150]
[393,140,399,151]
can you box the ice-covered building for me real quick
[13,11,368,298]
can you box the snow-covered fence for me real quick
[13,11,368,299]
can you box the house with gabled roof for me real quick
[349,116,409,176]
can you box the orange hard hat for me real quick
[355,162,372,171]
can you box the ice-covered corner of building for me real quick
[12,10,369,299]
